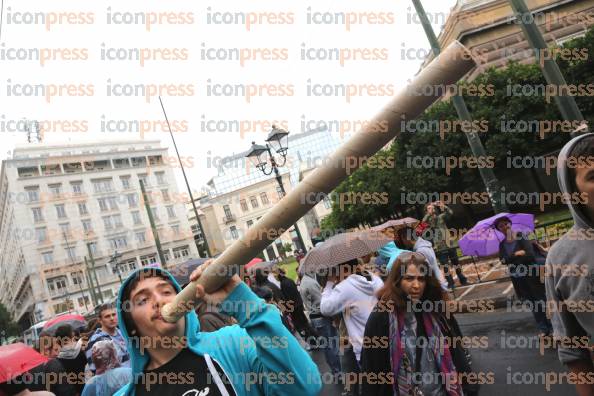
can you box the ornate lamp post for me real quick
[246,126,307,253]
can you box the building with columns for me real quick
[0,140,199,328]
[422,0,594,78]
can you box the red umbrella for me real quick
[245,258,264,270]
[43,313,86,335]
[0,343,48,383]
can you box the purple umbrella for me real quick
[458,213,535,257]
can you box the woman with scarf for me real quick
[81,340,132,396]
[361,252,467,396]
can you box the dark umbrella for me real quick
[246,261,275,275]
[169,258,210,286]
[458,212,535,257]
[0,343,48,384]
[300,230,392,273]
[42,314,86,336]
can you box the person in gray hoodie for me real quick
[320,259,383,396]
[545,133,594,396]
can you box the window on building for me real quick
[323,196,332,209]
[107,196,118,210]
[230,226,239,240]
[109,237,128,250]
[82,219,93,234]
[25,186,39,203]
[103,216,113,231]
[32,207,44,222]
[223,205,232,218]
[135,231,146,244]
[132,211,142,225]
[249,196,259,209]
[126,193,138,208]
[71,182,83,195]
[78,202,88,215]
[103,290,114,299]
[151,207,159,222]
[71,271,83,286]
[42,252,54,264]
[77,296,90,307]
[92,179,113,193]
[65,247,76,261]
[98,198,108,212]
[47,276,68,295]
[260,192,269,205]
[59,223,71,238]
[138,174,150,187]
[171,225,180,235]
[113,214,123,228]
[35,227,47,243]
[164,250,171,261]
[240,199,248,212]
[88,242,98,256]
[166,205,176,219]
[49,184,62,198]
[140,255,157,266]
[161,189,170,202]
[173,245,190,259]
[120,176,131,189]
[276,186,285,199]
[247,220,254,228]
[125,259,137,271]
[156,172,166,185]
[55,204,67,219]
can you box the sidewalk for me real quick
[446,258,518,312]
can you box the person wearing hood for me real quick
[376,241,411,275]
[394,226,450,292]
[82,340,132,396]
[113,260,320,396]
[43,324,87,395]
[545,133,594,396]
[320,258,384,396]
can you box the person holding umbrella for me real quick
[494,216,552,336]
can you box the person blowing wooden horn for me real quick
[110,41,476,396]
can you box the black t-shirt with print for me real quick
[135,348,237,396]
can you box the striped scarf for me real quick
[388,309,463,396]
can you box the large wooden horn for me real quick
[162,41,477,322]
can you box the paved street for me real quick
[312,309,575,396]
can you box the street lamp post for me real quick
[109,251,123,284]
[246,126,307,253]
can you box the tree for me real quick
[321,26,594,232]
[0,303,20,339]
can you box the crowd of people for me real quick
[1,134,592,395]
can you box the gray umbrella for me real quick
[300,230,392,273]
[169,258,209,286]
[371,217,419,232]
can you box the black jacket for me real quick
[279,275,304,309]
[361,307,475,396]
[498,233,536,274]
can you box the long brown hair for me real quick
[376,252,447,312]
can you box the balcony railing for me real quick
[222,214,236,224]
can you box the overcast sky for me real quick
[0,0,459,191]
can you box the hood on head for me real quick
[116,267,200,376]
[557,133,594,229]
[377,242,411,272]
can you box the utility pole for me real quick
[140,179,167,268]
[86,243,104,304]
[159,96,212,257]
[84,256,98,306]
[410,0,508,213]
[508,0,588,137]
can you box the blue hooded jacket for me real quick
[377,242,410,273]
[113,267,321,395]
